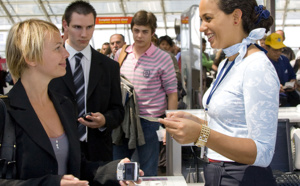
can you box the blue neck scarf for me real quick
[223,28,266,65]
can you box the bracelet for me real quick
[194,125,210,147]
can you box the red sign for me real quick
[181,17,189,24]
[96,17,133,24]
[0,58,6,71]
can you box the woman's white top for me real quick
[202,51,280,167]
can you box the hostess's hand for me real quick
[165,111,205,125]
[159,117,202,144]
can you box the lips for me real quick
[207,34,214,42]
[59,63,66,67]
[79,40,88,44]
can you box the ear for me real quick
[24,56,37,67]
[233,9,243,25]
[152,30,156,36]
[62,20,68,32]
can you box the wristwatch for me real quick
[194,125,210,147]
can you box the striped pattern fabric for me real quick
[73,52,86,140]
[117,44,177,117]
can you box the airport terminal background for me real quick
[1,0,300,185]
[0,0,299,57]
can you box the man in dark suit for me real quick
[49,0,124,162]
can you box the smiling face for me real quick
[39,31,70,79]
[64,12,95,51]
[199,0,237,49]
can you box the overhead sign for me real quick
[96,17,133,24]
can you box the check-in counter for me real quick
[166,107,300,179]
[278,107,300,123]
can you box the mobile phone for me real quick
[82,112,92,122]
[116,162,139,181]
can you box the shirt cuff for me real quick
[98,127,107,132]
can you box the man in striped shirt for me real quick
[114,10,178,176]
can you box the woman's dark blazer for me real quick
[0,80,119,186]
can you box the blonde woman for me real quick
[2,19,142,186]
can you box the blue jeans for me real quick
[113,118,160,176]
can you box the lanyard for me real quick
[205,58,235,111]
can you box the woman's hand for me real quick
[159,117,202,144]
[166,111,205,124]
[119,158,144,186]
[166,111,193,119]
[60,175,89,186]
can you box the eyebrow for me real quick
[200,13,208,18]
[134,28,150,32]
[72,24,94,27]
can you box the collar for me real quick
[7,79,68,110]
[127,43,157,57]
[65,42,91,61]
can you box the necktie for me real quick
[73,52,87,141]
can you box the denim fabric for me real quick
[113,118,160,176]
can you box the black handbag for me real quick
[0,95,16,179]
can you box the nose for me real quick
[199,21,207,32]
[137,32,142,38]
[81,28,87,37]
[63,47,70,59]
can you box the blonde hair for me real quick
[6,19,60,79]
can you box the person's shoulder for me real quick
[244,51,270,66]
[246,51,268,60]
[154,47,174,62]
[279,54,290,62]
[91,48,119,66]
[155,47,170,56]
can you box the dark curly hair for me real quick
[158,35,174,47]
[217,0,274,34]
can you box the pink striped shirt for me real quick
[115,43,177,117]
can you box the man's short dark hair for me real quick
[131,10,157,34]
[64,0,97,25]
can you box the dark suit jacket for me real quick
[0,80,120,186]
[49,47,124,161]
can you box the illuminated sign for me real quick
[96,17,133,24]
[181,16,189,24]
